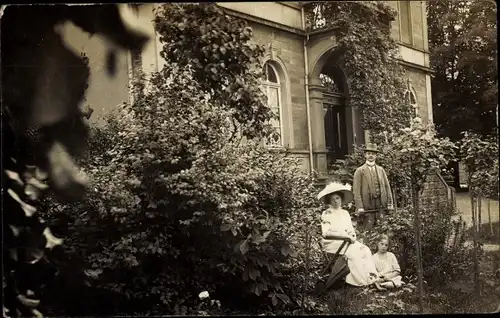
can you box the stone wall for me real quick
[421,172,457,210]
[59,21,130,126]
[386,0,427,52]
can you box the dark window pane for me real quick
[399,1,412,44]
[266,63,278,83]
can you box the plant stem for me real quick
[301,227,311,314]
[470,195,480,295]
[487,199,493,237]
[478,195,482,234]
[410,168,424,313]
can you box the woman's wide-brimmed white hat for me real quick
[317,182,353,203]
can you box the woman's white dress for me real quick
[321,207,379,286]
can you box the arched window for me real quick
[263,62,283,147]
[319,72,344,95]
[404,88,418,117]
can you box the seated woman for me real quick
[319,182,383,289]
[372,234,404,290]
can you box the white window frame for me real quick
[397,0,413,45]
[404,86,418,118]
[262,63,284,148]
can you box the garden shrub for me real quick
[40,62,327,315]
[361,202,477,286]
[39,4,332,314]
[328,120,467,287]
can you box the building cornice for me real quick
[221,4,433,74]
[307,25,341,37]
[397,40,430,55]
[277,2,302,10]
[397,59,434,74]
[220,7,305,36]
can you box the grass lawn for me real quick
[308,249,500,315]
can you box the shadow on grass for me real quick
[465,221,500,244]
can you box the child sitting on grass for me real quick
[372,234,403,290]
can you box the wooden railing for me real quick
[436,171,457,210]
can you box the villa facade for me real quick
[65,2,436,181]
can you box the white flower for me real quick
[198,291,209,300]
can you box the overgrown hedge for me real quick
[38,60,330,315]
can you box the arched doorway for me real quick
[320,65,348,166]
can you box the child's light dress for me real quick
[372,251,403,288]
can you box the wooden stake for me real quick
[301,227,311,314]
[488,199,493,237]
[478,195,482,234]
[392,187,397,211]
[411,169,424,313]
[470,195,480,295]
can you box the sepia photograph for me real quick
[1,1,498,316]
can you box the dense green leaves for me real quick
[153,3,274,140]
[460,131,498,198]
[391,119,457,193]
[330,119,457,206]
[428,0,497,140]
[42,20,324,316]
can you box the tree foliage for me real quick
[153,3,275,140]
[1,5,149,317]
[392,118,457,194]
[460,131,499,197]
[428,0,497,141]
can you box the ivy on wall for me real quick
[306,1,413,141]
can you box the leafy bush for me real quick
[40,60,327,315]
[460,131,499,198]
[355,201,476,287]
[39,4,331,314]
[153,3,273,140]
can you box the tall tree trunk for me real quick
[453,218,460,248]
[470,195,480,295]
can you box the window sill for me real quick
[264,144,289,152]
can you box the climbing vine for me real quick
[306,1,413,140]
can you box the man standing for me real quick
[353,143,394,230]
